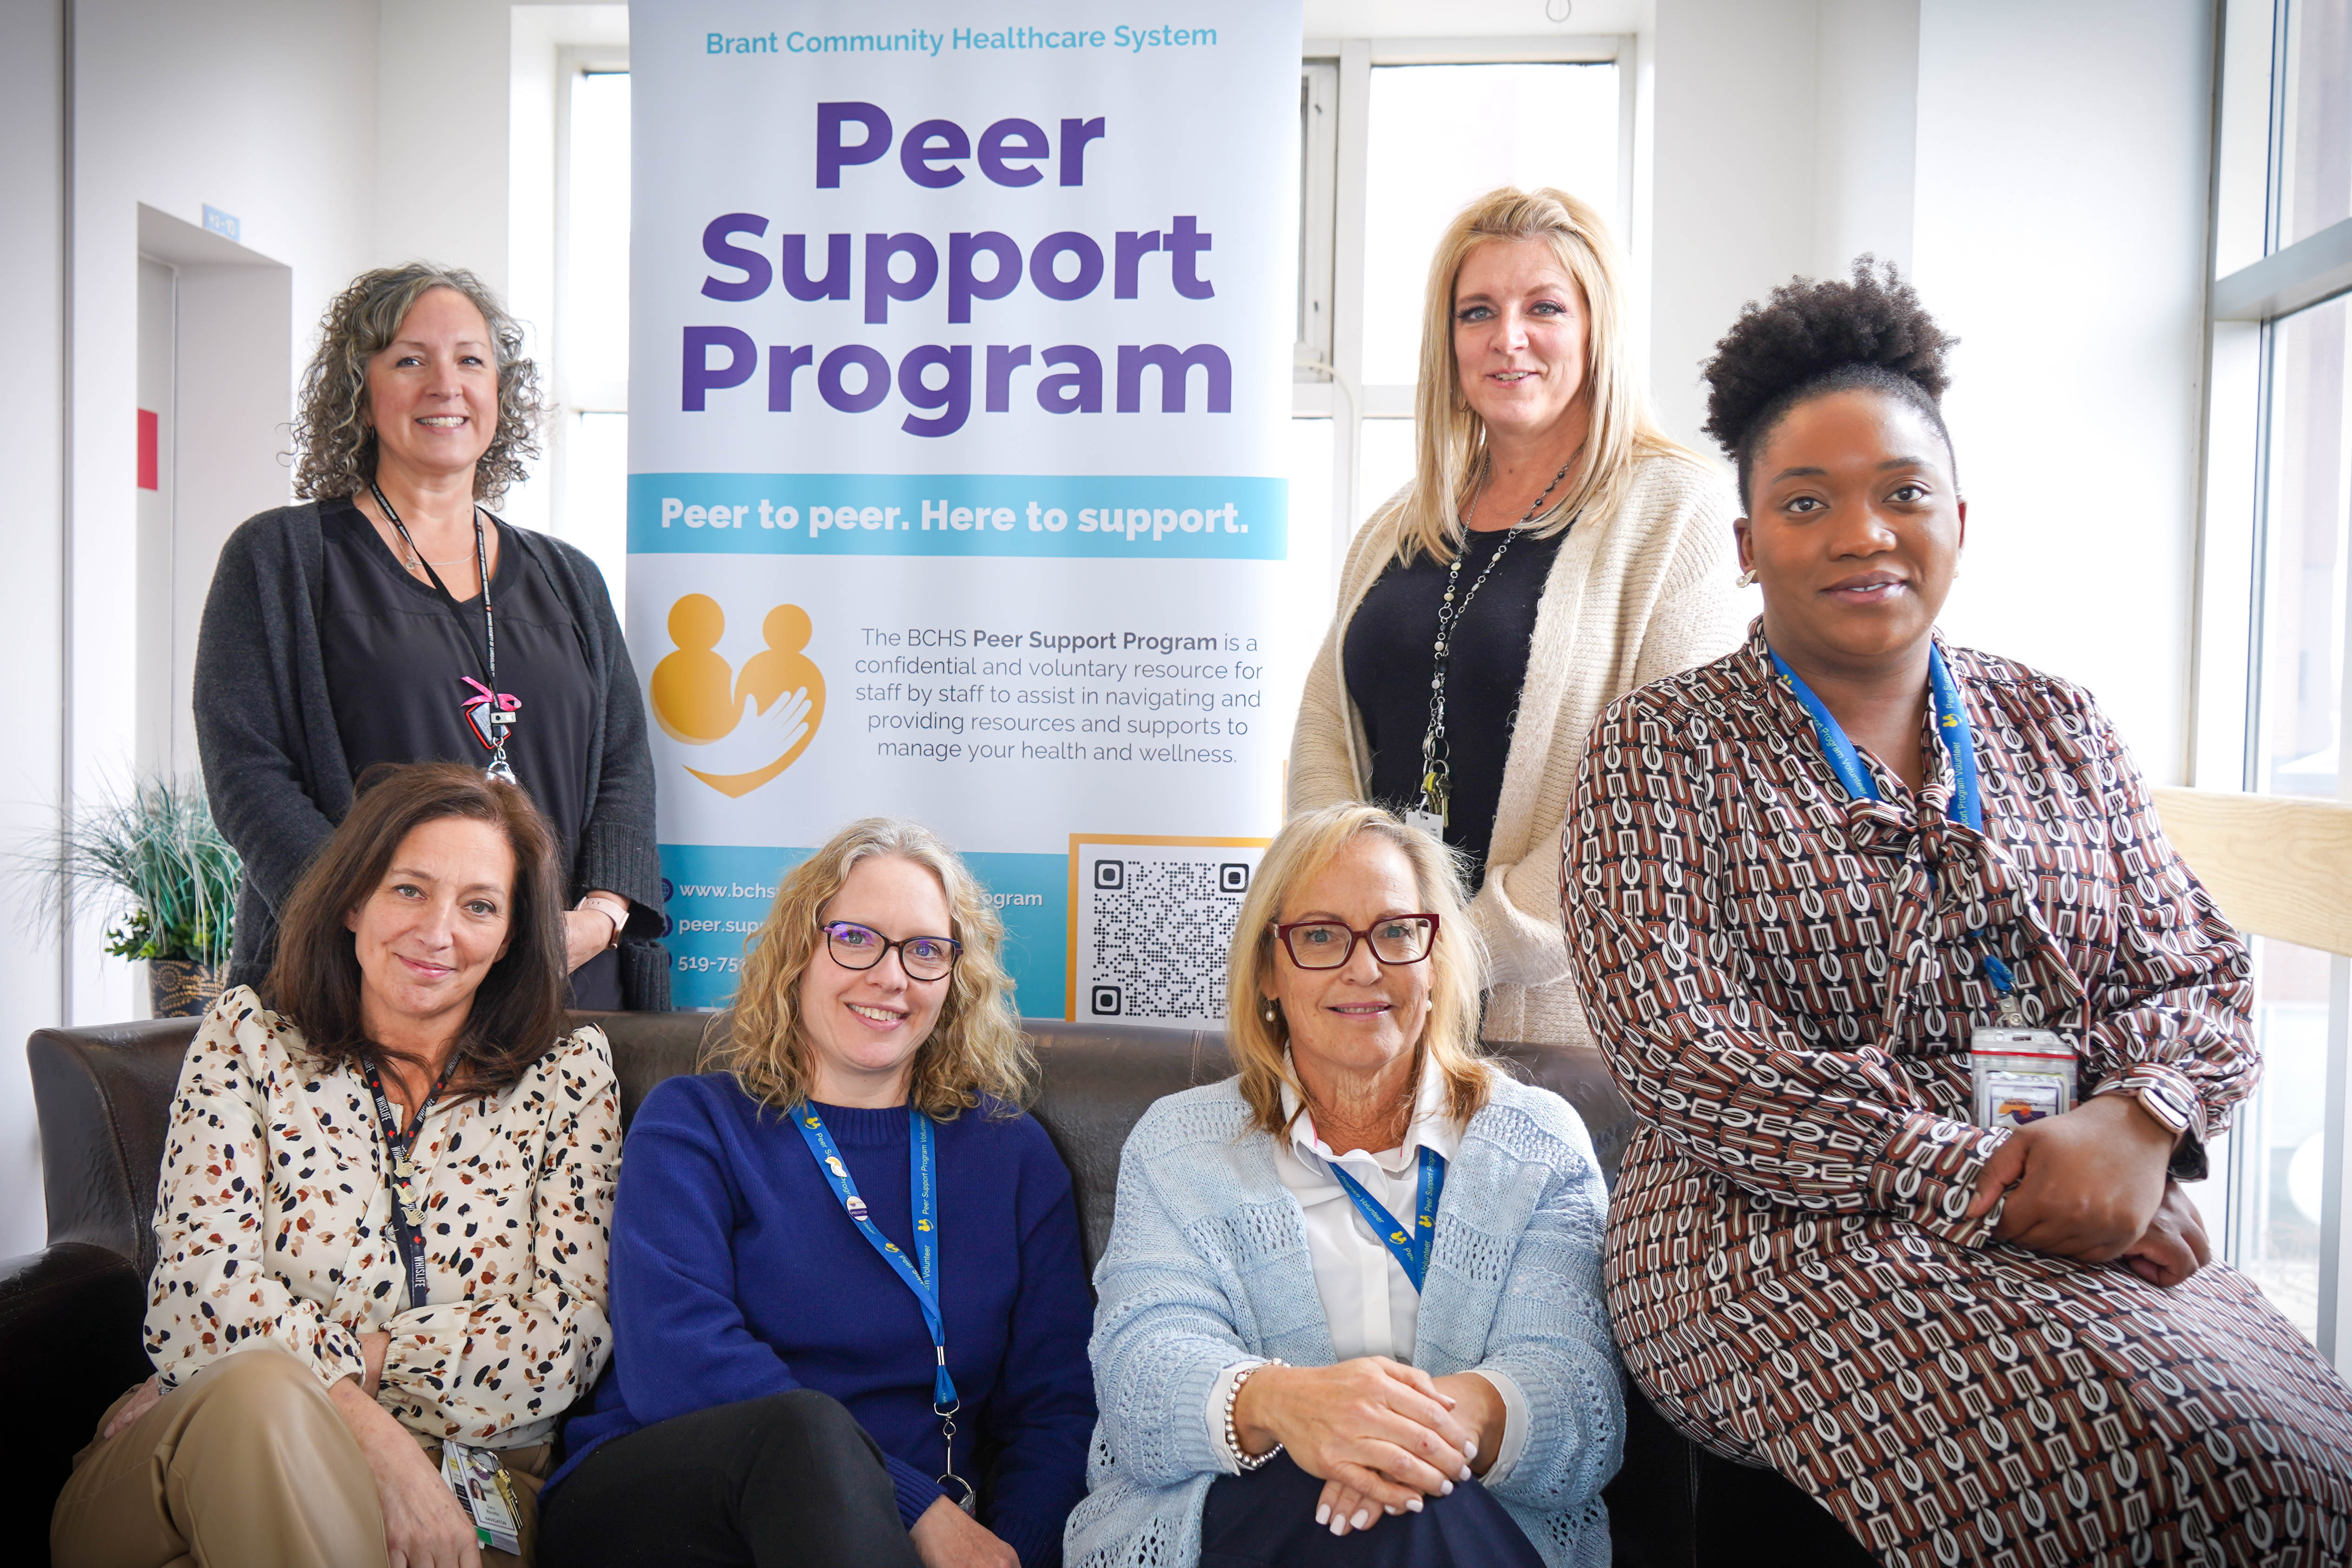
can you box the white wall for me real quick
[66,0,383,1040]
[1645,0,2213,782]
[1913,0,2214,782]
[376,1,514,292]
[137,204,300,783]
[1813,0,1919,279]
[1648,0,1824,450]
[0,0,68,1263]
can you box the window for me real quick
[2273,0,2351,253]
[1358,63,1620,387]
[554,65,631,601]
[2197,0,2352,1362]
[1292,42,1625,574]
[2257,294,2350,802]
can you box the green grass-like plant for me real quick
[27,777,242,968]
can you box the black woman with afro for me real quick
[1563,260,2352,1564]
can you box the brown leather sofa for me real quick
[5,1013,1864,1566]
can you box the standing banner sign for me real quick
[629,1,1305,1018]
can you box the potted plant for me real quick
[28,777,242,1017]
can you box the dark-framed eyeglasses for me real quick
[819,921,962,983]
[1271,913,1439,970]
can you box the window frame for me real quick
[2192,0,2352,1367]
[1293,35,1632,579]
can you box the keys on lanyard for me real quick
[365,1057,460,1310]
[793,1104,976,1514]
[1324,1145,1447,1293]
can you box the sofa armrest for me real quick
[0,1243,151,1568]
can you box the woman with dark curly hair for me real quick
[1563,260,2352,1563]
[196,264,666,1010]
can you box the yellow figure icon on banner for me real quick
[650,594,826,797]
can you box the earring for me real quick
[1735,567,1758,589]
[1260,997,1281,1026]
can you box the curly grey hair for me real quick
[290,263,546,504]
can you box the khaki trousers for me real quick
[50,1344,542,1568]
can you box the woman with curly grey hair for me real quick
[195,263,668,1009]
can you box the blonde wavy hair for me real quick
[1227,804,1491,1138]
[706,819,1034,1119]
[1386,186,1700,567]
[290,263,545,504]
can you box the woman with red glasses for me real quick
[1070,803,1618,1568]
[540,818,1095,1568]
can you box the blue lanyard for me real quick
[793,1105,957,1411]
[1767,642,2016,997]
[1324,1146,1447,1293]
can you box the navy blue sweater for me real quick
[546,1074,1096,1566]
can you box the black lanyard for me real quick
[371,481,519,786]
[366,1057,461,1311]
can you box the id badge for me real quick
[1403,807,1445,838]
[1970,1027,2077,1131]
[442,1440,523,1556]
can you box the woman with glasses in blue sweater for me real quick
[541,818,1096,1568]
[1068,804,1620,1568]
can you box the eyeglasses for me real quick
[819,921,962,983]
[1271,913,1439,970]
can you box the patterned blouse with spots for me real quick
[144,986,620,1450]
[1566,627,2352,1565]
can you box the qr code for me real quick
[1072,840,1266,1029]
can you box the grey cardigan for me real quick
[193,501,670,1008]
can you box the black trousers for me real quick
[1199,1453,1545,1568]
[539,1390,924,1568]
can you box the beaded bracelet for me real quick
[1224,1359,1287,1472]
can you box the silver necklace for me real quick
[1411,456,1575,833]
[369,496,476,571]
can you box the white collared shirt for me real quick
[1205,1053,1530,1480]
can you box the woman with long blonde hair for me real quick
[1288,186,1741,1050]
[1070,804,1618,1568]
[541,820,1096,1568]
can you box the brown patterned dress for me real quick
[1564,626,2352,1565]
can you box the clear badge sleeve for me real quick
[1970,1027,2077,1132]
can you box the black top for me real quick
[319,499,599,868]
[316,499,626,1006]
[1344,524,1568,878]
[194,499,669,1008]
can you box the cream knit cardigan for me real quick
[1286,452,1746,1046]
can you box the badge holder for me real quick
[441,1439,523,1555]
[1970,1024,2077,1131]
[486,705,520,787]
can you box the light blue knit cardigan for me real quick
[1065,1072,1621,1568]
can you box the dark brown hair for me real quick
[263,762,568,1094]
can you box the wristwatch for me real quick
[578,894,630,950]
[2122,1076,2207,1182]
